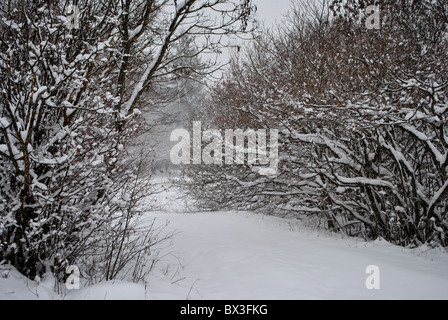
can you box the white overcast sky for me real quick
[212,0,293,77]
[254,0,292,28]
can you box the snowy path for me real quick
[143,211,448,300]
[1,180,448,300]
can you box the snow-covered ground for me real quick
[1,179,448,300]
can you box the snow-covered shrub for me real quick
[0,0,256,281]
[185,0,448,247]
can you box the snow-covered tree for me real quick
[0,0,255,280]
[185,0,448,247]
